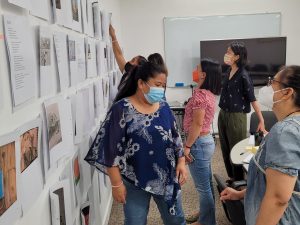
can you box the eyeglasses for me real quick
[267,77,288,87]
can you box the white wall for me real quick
[119,0,300,102]
[0,0,122,225]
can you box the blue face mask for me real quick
[144,83,165,104]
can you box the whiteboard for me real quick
[164,13,281,87]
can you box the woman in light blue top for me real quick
[220,65,300,225]
[85,61,187,225]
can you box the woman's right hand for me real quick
[112,183,127,204]
[220,187,243,201]
[109,24,116,40]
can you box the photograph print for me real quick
[87,44,91,60]
[40,37,51,66]
[46,103,62,150]
[56,0,61,9]
[20,127,39,172]
[72,0,79,22]
[73,156,80,186]
[53,188,66,225]
[68,40,76,61]
[0,142,17,216]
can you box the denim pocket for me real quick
[191,135,215,160]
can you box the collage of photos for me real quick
[40,37,51,66]
[20,128,39,172]
[0,142,17,216]
[46,103,62,150]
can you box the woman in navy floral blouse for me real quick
[85,61,187,225]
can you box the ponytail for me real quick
[113,61,167,103]
[114,66,139,103]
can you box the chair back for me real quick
[249,111,277,134]
[214,174,246,225]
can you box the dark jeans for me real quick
[218,109,246,180]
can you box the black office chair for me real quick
[249,111,277,134]
[214,174,246,225]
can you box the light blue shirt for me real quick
[245,115,300,225]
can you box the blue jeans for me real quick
[188,134,216,225]
[123,178,186,225]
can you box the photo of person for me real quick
[72,0,79,22]
[0,142,17,216]
[20,128,38,172]
[56,0,61,9]
[68,40,76,61]
[46,103,62,150]
[53,188,66,225]
[73,156,80,186]
[40,37,51,66]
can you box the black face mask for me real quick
[124,62,134,73]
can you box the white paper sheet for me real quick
[90,170,101,224]
[0,86,3,112]
[30,0,52,21]
[76,37,86,83]
[50,179,73,225]
[109,71,118,104]
[15,118,43,214]
[53,31,70,91]
[87,84,95,127]
[66,0,83,32]
[86,38,97,78]
[59,157,77,214]
[102,76,110,110]
[73,92,84,144]
[100,10,111,41]
[0,133,21,225]
[7,0,30,9]
[43,97,73,171]
[94,78,105,117]
[3,14,37,107]
[92,2,102,39]
[52,0,72,28]
[40,26,56,97]
[78,140,92,198]
[81,0,88,35]
[86,0,95,37]
[96,41,108,76]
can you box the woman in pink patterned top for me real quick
[183,58,222,225]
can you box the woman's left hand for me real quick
[176,158,188,186]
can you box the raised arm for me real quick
[109,24,126,72]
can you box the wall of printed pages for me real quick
[0,1,122,225]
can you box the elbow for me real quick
[272,193,291,207]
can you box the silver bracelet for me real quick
[111,181,123,188]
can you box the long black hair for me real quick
[114,61,167,103]
[200,58,222,95]
[229,41,248,68]
[148,53,168,75]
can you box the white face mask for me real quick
[224,54,234,66]
[258,85,287,109]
